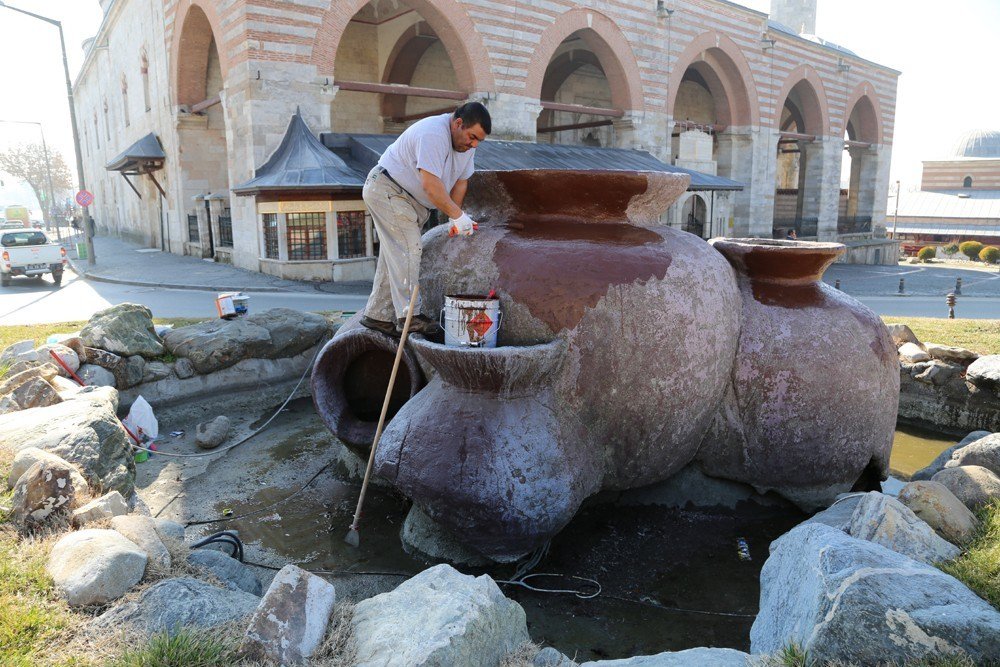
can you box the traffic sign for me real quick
[75,190,94,207]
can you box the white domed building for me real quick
[890,130,1000,249]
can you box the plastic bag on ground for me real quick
[123,395,158,443]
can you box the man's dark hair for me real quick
[454,102,492,135]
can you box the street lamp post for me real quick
[0,1,95,264]
[0,119,59,241]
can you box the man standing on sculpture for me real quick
[360,102,491,337]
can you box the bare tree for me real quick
[0,142,73,225]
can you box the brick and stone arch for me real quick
[843,82,883,145]
[313,0,494,94]
[527,8,644,113]
[170,1,229,108]
[842,83,885,226]
[667,31,759,131]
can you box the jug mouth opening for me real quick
[710,238,845,283]
[713,238,845,253]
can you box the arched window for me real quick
[963,176,973,188]
[140,51,151,112]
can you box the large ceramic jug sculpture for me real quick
[312,169,898,562]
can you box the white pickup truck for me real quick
[1,228,67,287]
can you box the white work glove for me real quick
[448,212,478,237]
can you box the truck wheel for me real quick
[52,271,63,287]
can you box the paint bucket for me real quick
[440,294,503,348]
[216,292,250,319]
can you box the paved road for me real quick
[0,269,369,325]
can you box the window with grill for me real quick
[218,213,233,247]
[337,210,367,259]
[187,214,199,242]
[262,213,278,259]
[286,212,326,260]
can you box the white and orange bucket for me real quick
[440,294,503,348]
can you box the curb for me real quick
[67,256,297,294]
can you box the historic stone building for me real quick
[74,0,900,280]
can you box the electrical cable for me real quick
[191,531,245,562]
[600,593,758,619]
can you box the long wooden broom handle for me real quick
[349,284,419,531]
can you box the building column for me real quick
[801,136,843,241]
[277,213,289,261]
[740,127,779,238]
[869,145,892,235]
[480,93,541,142]
[326,210,338,260]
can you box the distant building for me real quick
[890,130,1000,248]
[74,0,900,282]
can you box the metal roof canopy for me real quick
[105,132,167,199]
[321,132,744,191]
[234,111,365,195]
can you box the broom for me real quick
[345,284,419,547]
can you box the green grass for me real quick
[881,317,1000,356]
[939,499,1000,609]
[112,626,242,667]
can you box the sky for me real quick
[1,0,998,213]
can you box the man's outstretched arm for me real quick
[418,169,463,219]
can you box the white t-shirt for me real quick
[377,113,476,209]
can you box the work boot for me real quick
[360,315,400,338]
[399,314,442,337]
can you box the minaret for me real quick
[769,0,817,34]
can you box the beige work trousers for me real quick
[363,166,431,322]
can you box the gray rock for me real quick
[91,577,258,637]
[0,394,19,415]
[967,355,1000,395]
[750,523,1000,664]
[924,342,979,365]
[932,465,1000,509]
[0,363,58,396]
[887,323,920,348]
[579,648,750,666]
[898,481,980,545]
[112,515,171,572]
[79,303,164,358]
[77,364,116,388]
[353,564,529,667]
[48,529,147,606]
[153,518,185,543]
[912,431,991,481]
[8,447,89,496]
[31,344,80,376]
[141,360,173,383]
[945,432,1000,476]
[187,549,262,596]
[0,386,134,495]
[195,415,230,450]
[1,339,35,363]
[163,319,271,374]
[73,491,129,527]
[173,357,196,379]
[243,564,336,664]
[534,646,577,666]
[401,504,491,566]
[803,493,865,532]
[10,377,62,410]
[123,355,145,389]
[83,347,127,385]
[245,308,330,359]
[848,492,960,564]
[898,342,930,363]
[11,459,76,527]
[912,360,961,386]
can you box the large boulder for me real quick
[0,386,134,495]
[48,529,147,606]
[243,564,336,664]
[7,447,89,496]
[912,431,991,481]
[0,363,58,396]
[79,303,164,358]
[0,339,35,363]
[91,577,259,637]
[73,491,129,527]
[750,523,1000,664]
[898,342,930,363]
[142,360,173,384]
[848,492,960,564]
[932,465,1000,509]
[245,308,330,358]
[579,648,751,666]
[163,319,271,374]
[945,433,1000,476]
[77,364,116,388]
[34,344,80,376]
[186,549,262,596]
[924,342,979,365]
[352,564,529,667]
[10,459,76,528]
[195,416,230,450]
[886,324,920,348]
[10,377,62,410]
[898,481,979,545]
[967,355,1000,396]
[111,515,171,572]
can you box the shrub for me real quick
[917,246,937,262]
[943,243,960,255]
[979,245,1000,264]
[959,241,985,261]
[113,626,241,667]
